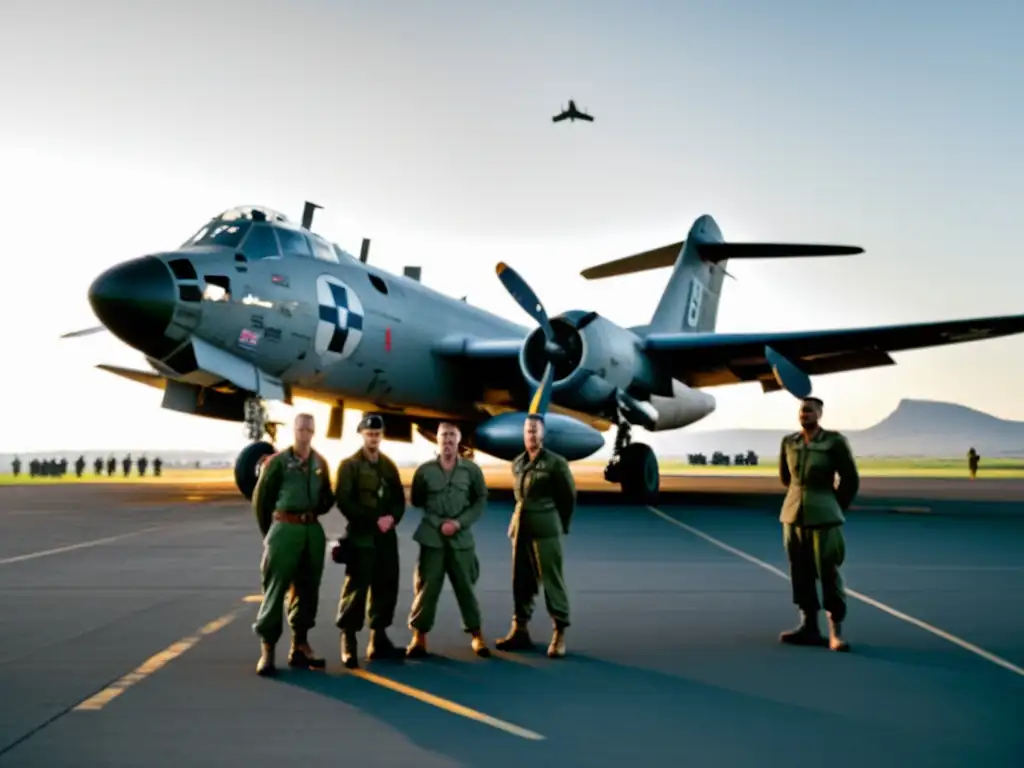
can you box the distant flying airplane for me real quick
[63,203,1024,504]
[552,99,593,123]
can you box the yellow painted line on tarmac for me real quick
[73,607,243,712]
[347,668,545,741]
[648,505,1024,680]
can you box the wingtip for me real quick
[496,262,507,275]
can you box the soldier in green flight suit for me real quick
[495,413,576,658]
[251,412,336,677]
[778,396,860,652]
[406,421,491,659]
[334,414,407,667]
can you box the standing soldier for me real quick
[495,414,576,659]
[122,454,132,478]
[153,456,163,477]
[777,396,859,652]
[251,413,336,677]
[406,422,490,659]
[967,447,979,480]
[106,455,116,477]
[334,414,406,668]
[11,456,21,478]
[74,455,86,478]
[138,456,149,477]
[94,457,103,476]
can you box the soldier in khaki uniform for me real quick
[778,396,859,652]
[495,414,576,658]
[406,422,491,659]
[251,413,336,676]
[334,414,407,667]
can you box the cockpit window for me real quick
[186,220,252,248]
[273,226,312,258]
[241,224,281,260]
[309,234,339,263]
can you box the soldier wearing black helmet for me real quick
[334,413,407,667]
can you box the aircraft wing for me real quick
[642,313,1024,392]
[577,113,594,122]
[552,112,569,122]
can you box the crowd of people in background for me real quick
[8,454,164,479]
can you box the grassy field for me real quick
[1,457,1020,484]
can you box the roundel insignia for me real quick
[314,275,365,362]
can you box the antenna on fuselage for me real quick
[301,201,322,230]
[360,238,371,263]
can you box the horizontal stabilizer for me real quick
[696,242,863,262]
[580,241,862,279]
[580,242,682,279]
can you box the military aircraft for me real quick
[63,202,1024,503]
[552,100,593,123]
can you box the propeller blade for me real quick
[528,361,554,416]
[60,326,106,339]
[495,262,554,340]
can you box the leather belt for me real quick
[274,510,316,525]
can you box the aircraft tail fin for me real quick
[580,215,862,335]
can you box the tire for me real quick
[234,441,276,500]
[618,442,659,504]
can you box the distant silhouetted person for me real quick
[107,456,117,476]
[75,455,86,478]
[153,457,163,477]
[59,458,68,476]
[94,457,103,475]
[967,447,979,480]
[138,456,148,477]
[11,456,20,477]
[122,455,132,478]
[29,458,39,477]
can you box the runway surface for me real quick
[1,480,1022,766]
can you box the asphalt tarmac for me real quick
[1,478,1022,767]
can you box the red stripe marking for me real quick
[385,327,391,351]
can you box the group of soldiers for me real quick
[9,454,163,478]
[250,411,576,676]
[249,395,862,675]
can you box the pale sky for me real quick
[1,0,1022,464]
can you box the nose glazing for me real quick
[88,255,176,355]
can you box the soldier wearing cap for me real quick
[334,413,407,667]
[251,412,336,676]
[495,413,576,658]
[778,395,859,652]
[406,421,491,659]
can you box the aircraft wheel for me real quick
[618,442,659,504]
[235,441,276,500]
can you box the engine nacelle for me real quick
[519,311,656,412]
[646,380,717,431]
[473,411,606,462]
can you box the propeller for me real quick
[60,326,106,339]
[495,261,602,417]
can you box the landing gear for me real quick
[234,398,278,501]
[604,419,659,504]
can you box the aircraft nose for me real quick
[88,255,176,351]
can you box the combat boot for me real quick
[288,631,326,669]
[471,631,491,658]
[406,630,428,659]
[828,615,850,652]
[547,627,566,659]
[340,632,359,669]
[495,622,533,652]
[779,610,829,647]
[256,642,276,677]
[367,629,404,661]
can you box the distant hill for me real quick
[639,399,1024,459]
[3,399,1022,469]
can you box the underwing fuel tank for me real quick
[473,412,606,462]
